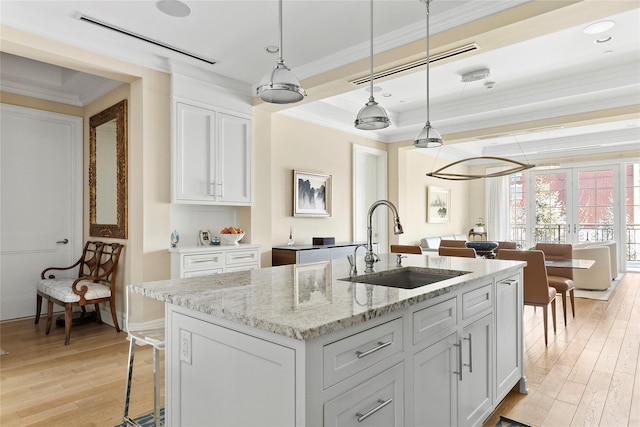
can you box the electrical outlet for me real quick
[180,330,191,365]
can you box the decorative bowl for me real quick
[219,233,245,246]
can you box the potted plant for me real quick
[473,217,485,233]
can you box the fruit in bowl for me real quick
[220,227,245,245]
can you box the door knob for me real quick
[56,239,69,244]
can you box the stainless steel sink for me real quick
[340,267,471,290]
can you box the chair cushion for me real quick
[424,237,442,249]
[37,279,111,303]
[547,275,574,292]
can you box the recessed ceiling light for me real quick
[265,45,279,54]
[595,36,613,44]
[157,0,191,18]
[583,20,615,35]
[365,86,382,93]
[382,93,392,97]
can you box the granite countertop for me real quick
[130,253,523,341]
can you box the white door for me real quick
[0,104,82,321]
[353,145,388,251]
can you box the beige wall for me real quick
[258,113,387,263]
[2,25,171,316]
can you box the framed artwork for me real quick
[293,170,332,217]
[427,186,450,223]
[294,262,332,310]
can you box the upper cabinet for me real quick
[171,74,253,206]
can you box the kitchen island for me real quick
[131,253,527,426]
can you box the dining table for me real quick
[544,259,595,269]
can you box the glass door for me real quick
[529,170,572,244]
[527,165,621,246]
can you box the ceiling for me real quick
[1,0,639,164]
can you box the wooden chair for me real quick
[438,246,477,258]
[439,239,467,248]
[495,241,517,257]
[390,244,422,254]
[36,241,124,345]
[535,243,575,326]
[499,249,557,346]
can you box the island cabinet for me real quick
[163,266,525,426]
[173,100,252,205]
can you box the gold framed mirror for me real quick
[89,99,128,239]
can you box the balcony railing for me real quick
[509,223,640,261]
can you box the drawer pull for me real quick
[356,398,393,422]
[356,341,392,359]
[189,258,219,264]
[231,254,254,260]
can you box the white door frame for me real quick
[353,144,388,251]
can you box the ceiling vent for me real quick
[350,43,479,86]
[78,14,217,65]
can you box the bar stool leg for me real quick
[123,337,136,424]
[153,346,162,426]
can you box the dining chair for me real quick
[35,241,124,345]
[439,239,467,248]
[535,243,575,326]
[499,249,557,346]
[495,241,517,257]
[123,286,165,427]
[390,244,423,254]
[438,246,477,258]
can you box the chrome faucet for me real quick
[348,244,367,277]
[364,200,404,273]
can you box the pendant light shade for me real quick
[355,0,390,130]
[256,0,306,104]
[414,121,443,148]
[414,0,442,148]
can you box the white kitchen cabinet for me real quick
[169,245,260,279]
[168,310,295,426]
[324,362,404,426]
[459,314,493,427]
[412,283,494,427]
[173,101,252,205]
[495,275,525,401]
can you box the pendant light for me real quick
[414,0,443,148]
[354,0,390,130]
[256,0,306,104]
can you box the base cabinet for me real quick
[166,271,524,426]
[170,245,260,279]
[168,310,295,426]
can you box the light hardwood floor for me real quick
[484,272,640,427]
[1,273,638,427]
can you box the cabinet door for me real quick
[216,112,252,204]
[174,102,215,202]
[413,332,458,427]
[169,310,295,426]
[459,314,493,427]
[495,276,521,401]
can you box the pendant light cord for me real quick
[368,0,374,102]
[278,0,284,63]
[425,0,431,124]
